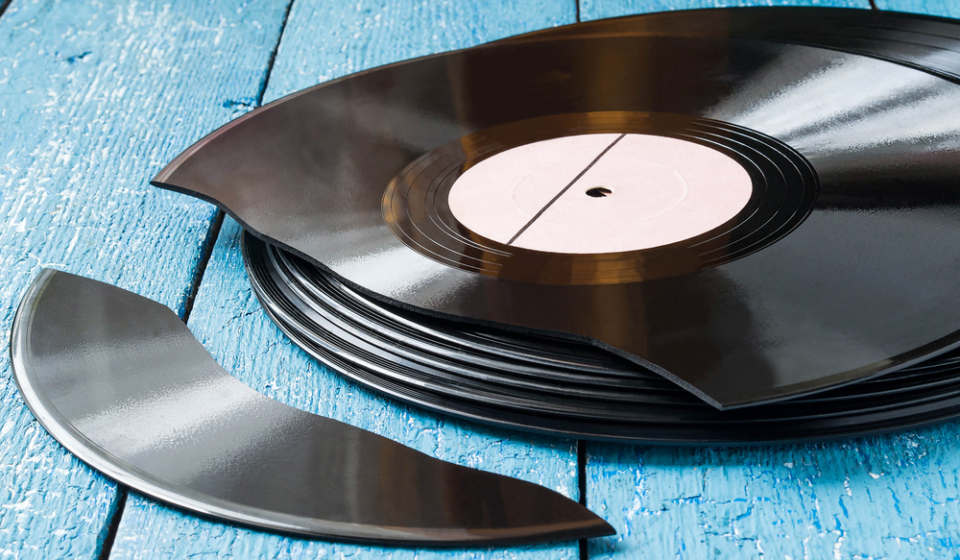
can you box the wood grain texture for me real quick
[0,1,291,558]
[876,0,960,17]
[261,0,576,103]
[587,424,960,559]
[109,218,582,560]
[581,0,869,20]
[583,2,960,560]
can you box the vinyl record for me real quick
[153,8,960,411]
[243,234,960,444]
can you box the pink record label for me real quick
[448,134,753,254]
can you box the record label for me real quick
[383,111,816,285]
[447,133,753,254]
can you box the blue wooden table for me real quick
[2,0,958,558]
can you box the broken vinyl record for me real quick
[153,7,960,426]
[243,233,960,444]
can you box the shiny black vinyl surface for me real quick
[383,111,819,284]
[10,269,613,545]
[154,8,960,409]
[244,234,960,445]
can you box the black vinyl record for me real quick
[243,233,960,444]
[153,8,960,417]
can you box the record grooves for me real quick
[243,234,960,444]
[383,112,819,284]
[149,7,960,443]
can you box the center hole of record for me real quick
[585,186,612,198]
[447,133,754,254]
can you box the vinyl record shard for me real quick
[10,269,614,545]
[153,8,960,413]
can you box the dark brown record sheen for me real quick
[153,8,960,410]
[11,269,614,543]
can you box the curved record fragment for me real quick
[9,269,614,545]
[151,8,960,409]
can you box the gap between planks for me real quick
[578,440,588,560]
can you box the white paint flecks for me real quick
[876,0,960,17]
[587,429,960,559]
[8,1,958,559]
[579,0,870,21]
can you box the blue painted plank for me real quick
[262,0,577,102]
[0,0,292,558]
[582,2,960,560]
[876,0,960,18]
[587,425,960,559]
[108,1,586,559]
[581,0,869,20]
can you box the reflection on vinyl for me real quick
[244,234,960,444]
[153,8,960,441]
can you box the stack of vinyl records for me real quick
[153,7,960,444]
[243,236,960,444]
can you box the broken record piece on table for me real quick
[151,7,960,410]
[9,269,614,546]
